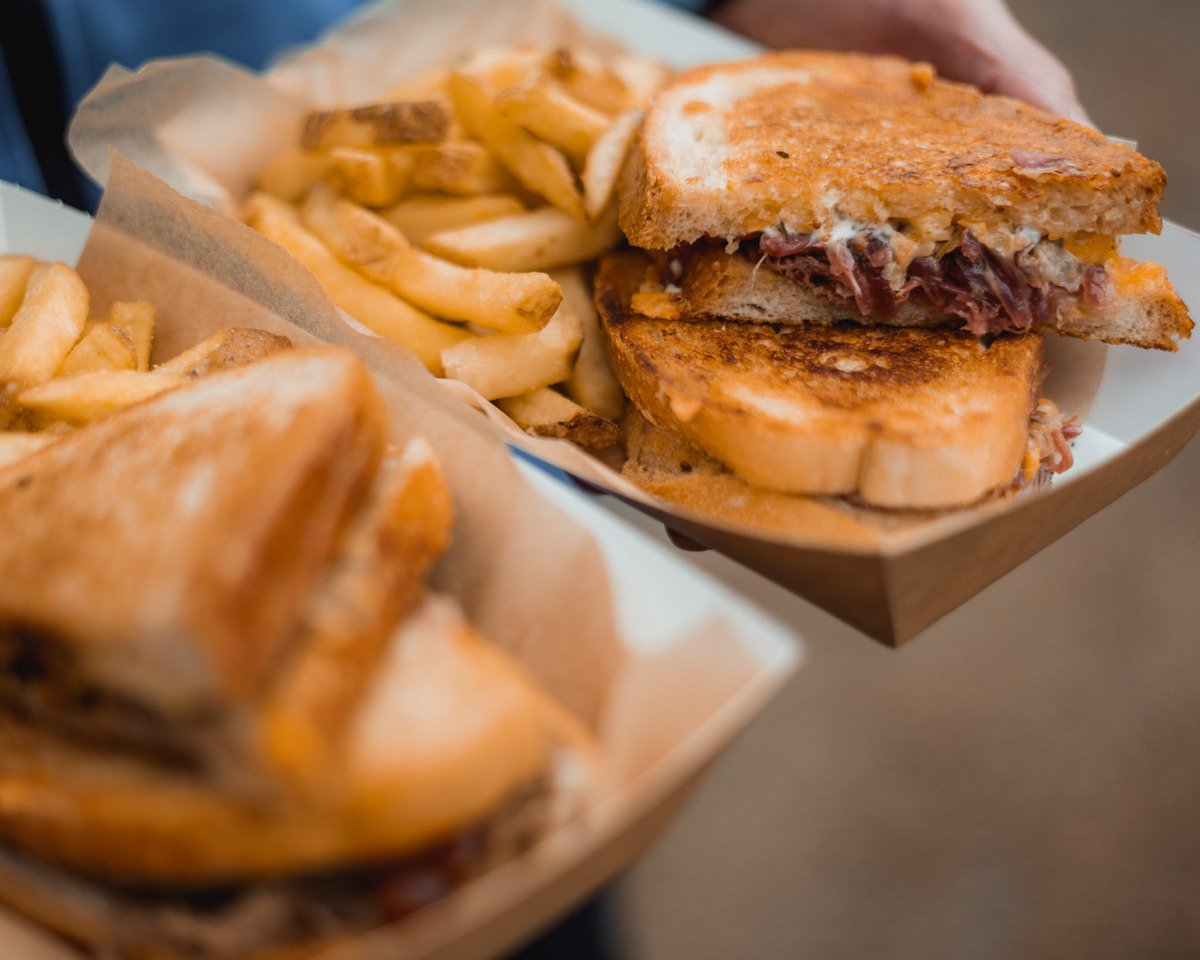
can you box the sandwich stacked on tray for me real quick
[599,52,1192,513]
[0,348,595,959]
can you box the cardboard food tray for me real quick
[0,176,798,959]
[68,0,1200,644]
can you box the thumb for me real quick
[987,39,1094,126]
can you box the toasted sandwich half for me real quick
[598,251,1079,510]
[619,52,1192,350]
[0,348,595,958]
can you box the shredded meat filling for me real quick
[754,227,1110,336]
[0,628,211,771]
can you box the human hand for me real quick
[711,0,1092,125]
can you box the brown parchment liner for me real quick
[0,163,799,960]
[66,0,1200,643]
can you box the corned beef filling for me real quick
[751,226,1110,336]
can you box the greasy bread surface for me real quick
[598,252,1043,509]
[0,348,386,718]
[0,597,559,885]
[620,51,1164,248]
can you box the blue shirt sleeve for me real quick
[0,49,47,194]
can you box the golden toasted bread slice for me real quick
[620,410,933,546]
[0,597,557,886]
[260,439,454,790]
[0,349,386,751]
[598,251,1043,509]
[620,51,1164,249]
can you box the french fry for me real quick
[582,109,641,222]
[0,256,37,327]
[16,370,180,424]
[0,431,55,469]
[409,141,517,196]
[384,69,453,102]
[441,305,582,400]
[153,328,293,378]
[384,194,524,245]
[553,267,625,421]
[0,263,88,391]
[498,387,620,449]
[57,324,136,377]
[301,186,561,332]
[257,149,331,202]
[495,84,610,167]
[455,47,546,90]
[423,203,620,272]
[244,193,468,374]
[324,147,415,208]
[108,301,156,371]
[448,71,584,219]
[549,48,630,115]
[302,101,451,150]
[611,54,671,107]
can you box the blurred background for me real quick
[612,2,1200,958]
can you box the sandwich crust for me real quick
[0,598,556,885]
[621,51,1165,249]
[598,251,1043,509]
[0,350,387,717]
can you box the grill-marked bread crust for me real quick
[598,251,1043,509]
[621,52,1165,250]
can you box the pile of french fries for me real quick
[247,46,667,450]
[0,255,290,468]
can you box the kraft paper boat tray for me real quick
[66,0,1200,644]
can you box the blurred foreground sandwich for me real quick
[0,348,595,958]
[620,52,1192,350]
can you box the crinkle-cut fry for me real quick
[441,304,582,401]
[243,193,468,374]
[494,84,610,167]
[16,370,181,425]
[0,256,38,328]
[302,100,451,150]
[0,262,88,391]
[0,431,55,470]
[422,203,620,273]
[57,323,136,377]
[552,267,625,422]
[410,140,518,196]
[257,149,331,203]
[583,109,642,222]
[324,147,415,208]
[448,71,584,220]
[384,194,524,245]
[498,387,620,450]
[302,186,561,333]
[153,328,292,379]
[108,301,156,371]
